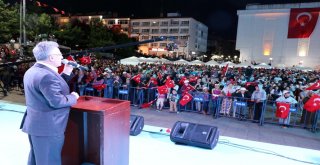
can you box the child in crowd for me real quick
[168,89,180,113]
[156,92,167,111]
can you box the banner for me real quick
[287,8,320,38]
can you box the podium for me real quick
[62,96,130,165]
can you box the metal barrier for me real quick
[76,85,319,132]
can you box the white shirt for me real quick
[37,61,58,73]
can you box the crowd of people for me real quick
[1,57,319,128]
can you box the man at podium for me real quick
[20,41,79,165]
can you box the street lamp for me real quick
[269,58,273,66]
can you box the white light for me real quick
[269,58,273,60]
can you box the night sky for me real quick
[7,0,319,39]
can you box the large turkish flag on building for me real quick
[287,8,320,38]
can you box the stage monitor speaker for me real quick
[170,121,219,149]
[130,115,144,136]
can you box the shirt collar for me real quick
[37,61,58,73]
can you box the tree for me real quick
[0,0,19,43]
[53,22,87,49]
[87,20,114,48]
[26,13,54,41]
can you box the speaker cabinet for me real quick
[170,121,219,149]
[130,115,144,136]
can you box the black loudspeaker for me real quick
[170,121,219,149]
[130,115,144,136]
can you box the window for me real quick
[141,29,150,34]
[151,29,159,34]
[151,21,159,26]
[151,43,158,47]
[160,43,167,47]
[180,28,189,34]
[132,29,139,33]
[108,20,115,24]
[119,20,128,24]
[181,21,189,26]
[160,21,168,26]
[132,22,140,26]
[160,29,168,34]
[180,36,188,40]
[169,28,179,34]
[141,36,150,40]
[141,22,150,26]
[170,20,179,26]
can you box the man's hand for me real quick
[71,92,79,99]
[62,63,74,76]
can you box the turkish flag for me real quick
[150,77,158,85]
[179,92,193,106]
[165,79,175,88]
[158,85,168,95]
[222,64,229,76]
[303,94,320,112]
[53,7,59,13]
[179,76,187,85]
[132,74,141,84]
[58,55,75,74]
[36,1,41,7]
[287,8,320,38]
[306,80,320,90]
[93,84,106,91]
[157,72,162,80]
[79,56,91,65]
[189,76,199,83]
[276,102,291,119]
[141,99,156,109]
[185,84,195,92]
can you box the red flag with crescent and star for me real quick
[179,92,193,106]
[158,85,168,95]
[132,74,141,84]
[306,80,320,90]
[276,102,291,119]
[165,79,175,88]
[287,8,320,38]
[179,76,187,85]
[58,55,75,74]
[79,56,91,65]
[150,77,158,85]
[303,94,320,112]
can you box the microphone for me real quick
[62,59,88,71]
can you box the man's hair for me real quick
[33,41,59,61]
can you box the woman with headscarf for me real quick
[220,81,235,116]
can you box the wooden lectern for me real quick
[62,96,130,165]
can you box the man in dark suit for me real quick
[20,41,79,165]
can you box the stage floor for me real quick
[0,101,319,165]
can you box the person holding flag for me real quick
[276,90,297,128]
[156,85,168,111]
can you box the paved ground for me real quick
[1,89,320,151]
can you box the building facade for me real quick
[130,17,208,59]
[52,14,208,59]
[236,2,320,67]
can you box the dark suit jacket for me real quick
[21,63,77,136]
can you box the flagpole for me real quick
[23,0,26,47]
